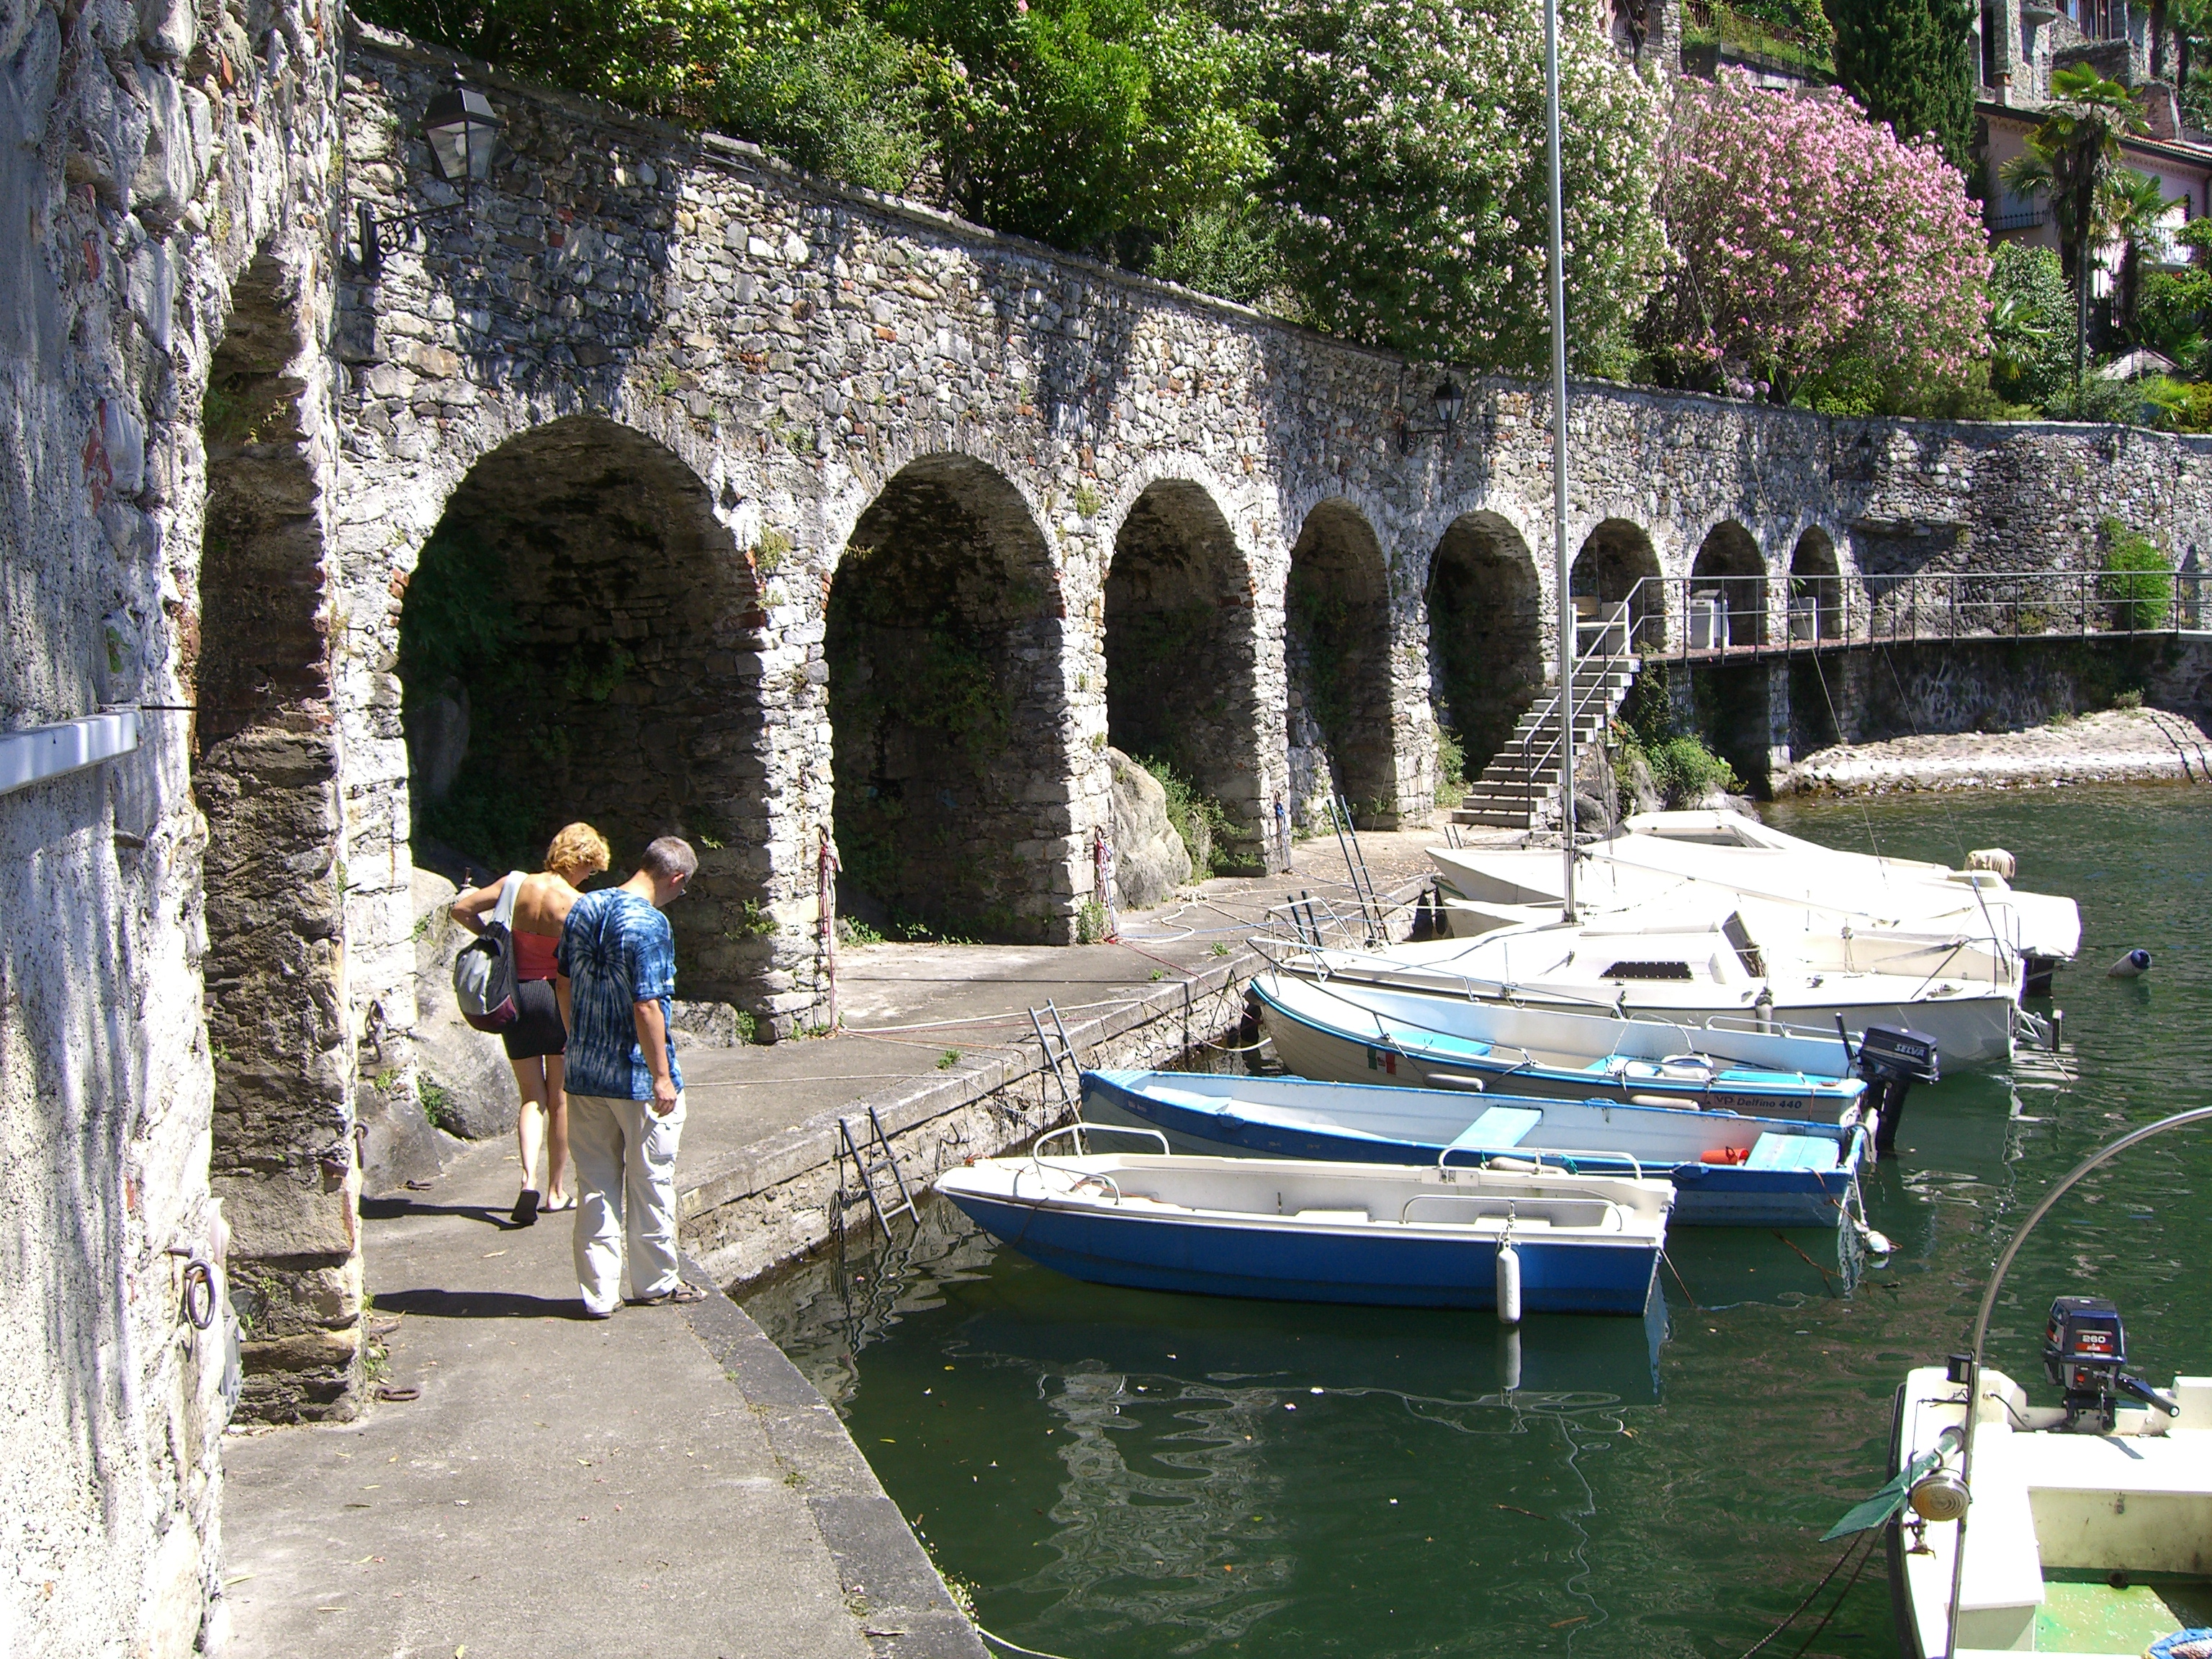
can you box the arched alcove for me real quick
[397,416,769,999]
[1570,519,1663,649]
[1691,521,1768,649]
[192,250,358,1423]
[1285,500,1397,826]
[827,455,1071,941]
[1789,528,1844,642]
[1104,480,1264,872]
[1426,512,1544,778]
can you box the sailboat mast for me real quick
[1545,0,1576,923]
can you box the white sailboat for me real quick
[1271,902,2023,1066]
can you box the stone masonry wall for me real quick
[1,0,343,1642]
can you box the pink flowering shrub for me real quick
[1648,69,1991,404]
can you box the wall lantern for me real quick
[356,84,503,278]
[1398,377,1466,454]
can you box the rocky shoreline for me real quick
[1779,708,2212,794]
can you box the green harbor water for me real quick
[742,785,2212,1659]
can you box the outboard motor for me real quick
[1853,1025,1941,1154]
[2042,1295,2180,1432]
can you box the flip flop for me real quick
[541,1192,576,1213]
[510,1189,541,1227]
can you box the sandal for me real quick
[628,1282,708,1307]
[541,1191,575,1213]
[510,1189,541,1227]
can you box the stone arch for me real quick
[1691,521,1768,649]
[396,415,771,1002]
[1285,499,1396,825]
[1103,479,1264,873]
[1571,519,1663,649]
[827,454,1074,942]
[190,249,359,1424]
[1789,528,1845,642]
[1426,511,1545,779]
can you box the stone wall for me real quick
[1,0,344,1641]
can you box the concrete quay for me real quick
[220,831,1454,1658]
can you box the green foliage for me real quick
[1134,752,1232,876]
[419,1079,459,1135]
[1611,661,1740,807]
[1988,243,2074,408]
[938,1048,961,1069]
[1433,724,1467,806]
[1262,0,1665,372]
[837,913,884,944]
[2136,264,2212,373]
[561,641,636,703]
[714,11,943,193]
[2099,517,2173,630]
[889,0,1272,252]
[397,524,523,692]
[1826,0,1976,171]
[1076,899,1110,943]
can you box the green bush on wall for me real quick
[2099,517,2173,632]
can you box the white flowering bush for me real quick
[1264,0,1667,372]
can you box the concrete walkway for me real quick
[221,1136,984,1658]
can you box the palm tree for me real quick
[2104,167,2182,340]
[2001,63,2146,393]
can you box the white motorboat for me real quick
[1273,904,2023,1066]
[1856,1106,2212,1658]
[1887,1352,2212,1657]
[1431,809,2080,987]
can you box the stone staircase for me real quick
[1450,654,1642,829]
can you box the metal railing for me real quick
[1591,567,2200,666]
[1460,566,2200,817]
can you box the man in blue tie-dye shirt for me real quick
[556,836,701,1316]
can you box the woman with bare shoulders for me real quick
[451,823,611,1225]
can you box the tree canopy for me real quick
[1825,0,1975,171]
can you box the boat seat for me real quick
[1954,1428,2046,1649]
[1446,1106,1545,1151]
[1745,1132,1840,1172]
[1143,1085,1234,1115]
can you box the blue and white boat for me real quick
[1080,1069,1869,1229]
[1252,970,1872,1123]
[934,1127,1672,1315]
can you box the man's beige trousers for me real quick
[567,1091,686,1315]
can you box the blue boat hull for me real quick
[942,1191,1661,1314]
[1083,1074,1852,1230]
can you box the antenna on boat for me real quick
[1542,0,1576,927]
[1938,1103,2212,1658]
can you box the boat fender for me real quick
[1964,848,2016,879]
[1700,1146,1751,1165]
[1496,1243,1522,1326]
[2108,948,2153,979]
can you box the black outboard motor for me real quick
[2042,1295,2181,1432]
[1852,1025,1941,1153]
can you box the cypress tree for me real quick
[1827,0,1978,175]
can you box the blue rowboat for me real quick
[933,1128,1671,1315]
[1081,1069,1867,1230]
[1253,971,1871,1122]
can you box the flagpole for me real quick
[1545,0,1577,922]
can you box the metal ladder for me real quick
[1028,999,1083,1115]
[838,1105,917,1238]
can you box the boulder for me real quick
[408,867,520,1142]
[1106,748,1191,910]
